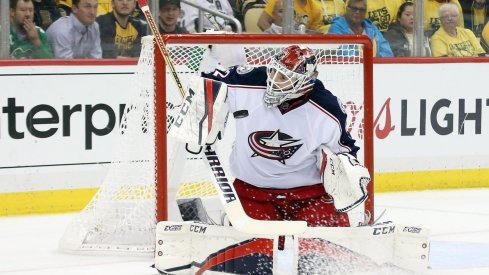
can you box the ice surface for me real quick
[1,188,488,275]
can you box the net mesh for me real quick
[59,38,157,253]
[59,35,369,254]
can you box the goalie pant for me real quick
[234,179,349,227]
[201,66,360,226]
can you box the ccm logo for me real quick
[190,225,207,234]
[164,225,183,231]
[174,87,195,128]
[373,226,395,235]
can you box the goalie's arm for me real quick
[309,85,360,157]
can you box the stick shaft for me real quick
[137,0,185,97]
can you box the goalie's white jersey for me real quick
[202,66,359,189]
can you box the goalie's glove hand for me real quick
[318,146,371,212]
[198,44,247,73]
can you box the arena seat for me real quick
[240,0,266,33]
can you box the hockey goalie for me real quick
[156,45,430,274]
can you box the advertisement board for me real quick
[1,59,489,215]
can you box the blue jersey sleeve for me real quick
[309,81,360,157]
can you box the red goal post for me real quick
[155,34,374,224]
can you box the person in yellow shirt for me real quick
[431,3,485,57]
[96,0,147,58]
[462,0,487,39]
[314,0,345,32]
[480,17,489,50]
[364,0,404,33]
[257,0,326,33]
[424,0,464,36]
[263,0,296,33]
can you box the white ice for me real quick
[1,188,489,275]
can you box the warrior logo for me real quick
[248,130,303,164]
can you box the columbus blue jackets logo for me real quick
[248,130,303,164]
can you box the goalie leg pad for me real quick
[295,223,430,274]
[317,145,371,212]
[154,221,278,274]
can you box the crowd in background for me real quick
[6,0,489,59]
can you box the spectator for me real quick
[384,1,414,56]
[262,0,307,34]
[424,0,464,37]
[481,16,489,49]
[257,0,326,33]
[129,2,148,24]
[158,0,189,34]
[314,0,345,32]
[10,0,54,58]
[328,0,393,57]
[461,0,488,39]
[33,0,61,30]
[96,0,146,58]
[47,0,102,58]
[263,0,285,34]
[430,2,485,56]
[179,0,236,32]
[57,0,72,16]
[365,0,403,33]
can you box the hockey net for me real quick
[59,34,374,254]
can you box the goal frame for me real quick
[154,34,374,224]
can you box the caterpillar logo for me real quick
[0,97,126,150]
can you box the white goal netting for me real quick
[59,35,372,254]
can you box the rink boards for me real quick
[1,58,489,215]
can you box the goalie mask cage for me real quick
[59,34,374,254]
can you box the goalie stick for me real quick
[138,0,185,97]
[136,0,308,235]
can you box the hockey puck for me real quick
[233,110,249,119]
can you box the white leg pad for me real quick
[154,221,278,274]
[155,222,429,274]
[294,223,430,274]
